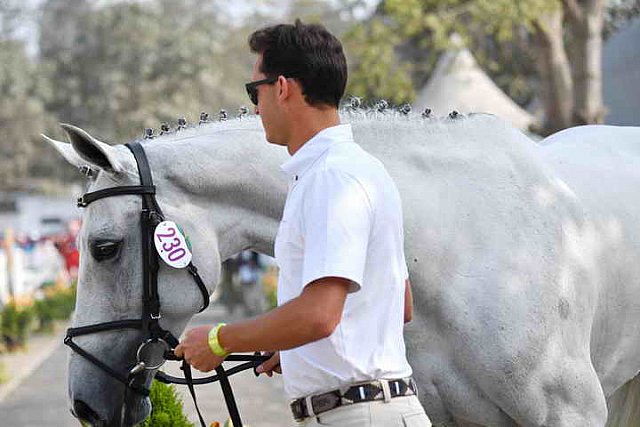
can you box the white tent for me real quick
[415,38,536,130]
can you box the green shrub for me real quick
[140,381,194,427]
[34,284,77,332]
[48,284,76,320]
[33,299,56,332]
[1,302,35,350]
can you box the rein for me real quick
[66,140,268,427]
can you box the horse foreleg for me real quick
[506,361,608,427]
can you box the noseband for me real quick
[66,141,267,427]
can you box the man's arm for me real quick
[404,279,413,323]
[218,277,350,353]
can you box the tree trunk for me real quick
[532,7,574,135]
[565,0,606,124]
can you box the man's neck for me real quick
[286,108,341,156]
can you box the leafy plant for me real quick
[140,381,194,427]
[33,298,55,333]
[1,302,35,350]
[34,284,76,332]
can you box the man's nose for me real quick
[254,105,260,115]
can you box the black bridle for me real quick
[65,140,268,427]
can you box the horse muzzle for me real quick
[72,399,107,427]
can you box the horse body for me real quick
[45,114,639,427]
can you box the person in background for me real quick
[52,220,80,281]
[237,251,267,315]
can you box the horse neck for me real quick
[144,130,288,260]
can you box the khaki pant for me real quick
[294,395,431,426]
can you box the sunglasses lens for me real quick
[246,86,258,106]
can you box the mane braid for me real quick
[130,106,492,146]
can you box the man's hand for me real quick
[174,325,226,372]
[256,351,281,377]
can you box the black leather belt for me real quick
[290,377,418,421]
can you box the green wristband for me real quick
[208,322,229,357]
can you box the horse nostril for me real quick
[72,400,103,425]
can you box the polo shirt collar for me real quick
[280,123,354,180]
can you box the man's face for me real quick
[251,55,286,146]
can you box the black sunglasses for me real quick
[245,77,279,106]
[245,75,301,106]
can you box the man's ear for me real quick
[277,75,291,103]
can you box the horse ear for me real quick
[59,123,124,174]
[41,133,85,169]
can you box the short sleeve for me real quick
[300,169,372,293]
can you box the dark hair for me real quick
[249,19,347,108]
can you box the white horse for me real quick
[43,113,640,427]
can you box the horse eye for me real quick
[91,241,121,261]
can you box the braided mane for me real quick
[133,104,478,145]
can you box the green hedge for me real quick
[0,284,76,351]
[141,381,194,427]
[0,302,35,350]
[33,285,76,332]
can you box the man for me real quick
[175,20,430,426]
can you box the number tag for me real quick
[154,221,192,268]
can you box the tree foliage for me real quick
[343,18,415,105]
[39,0,250,142]
[382,0,560,123]
[0,37,54,189]
[385,0,560,44]
[346,0,640,134]
[0,0,263,191]
[604,0,640,38]
[343,0,552,110]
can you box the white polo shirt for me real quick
[274,123,412,399]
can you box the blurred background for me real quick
[1,0,639,191]
[0,0,639,424]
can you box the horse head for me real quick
[43,124,221,426]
